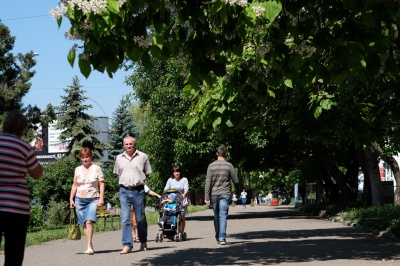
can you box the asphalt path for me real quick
[1,204,400,266]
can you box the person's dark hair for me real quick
[216,145,228,157]
[172,164,182,174]
[2,112,28,137]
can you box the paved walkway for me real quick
[1,204,400,266]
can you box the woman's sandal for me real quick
[134,237,139,242]
[83,248,94,255]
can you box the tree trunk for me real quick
[364,144,382,205]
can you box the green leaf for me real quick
[150,45,162,59]
[78,57,91,78]
[216,104,226,114]
[212,117,221,129]
[211,93,221,100]
[128,45,143,61]
[360,60,366,68]
[267,89,275,97]
[320,99,331,110]
[284,79,293,88]
[187,117,199,130]
[265,0,282,23]
[107,0,120,14]
[67,50,76,68]
[57,17,62,28]
[314,106,322,119]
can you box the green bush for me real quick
[28,204,44,232]
[30,157,78,207]
[45,200,68,226]
[388,218,400,238]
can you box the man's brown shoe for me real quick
[140,243,147,251]
[120,246,132,254]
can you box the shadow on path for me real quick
[141,207,400,266]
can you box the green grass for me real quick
[0,205,210,250]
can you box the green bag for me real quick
[67,209,81,240]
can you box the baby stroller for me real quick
[155,189,187,242]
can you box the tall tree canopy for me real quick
[0,21,37,118]
[55,76,110,159]
[53,1,400,204]
[108,95,139,160]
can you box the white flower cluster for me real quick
[225,0,248,7]
[118,0,127,7]
[252,5,266,17]
[133,35,153,48]
[50,0,108,19]
[68,0,107,14]
[49,2,67,19]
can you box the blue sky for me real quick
[1,1,133,119]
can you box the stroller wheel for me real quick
[155,234,159,243]
[183,232,187,241]
[159,234,164,242]
[178,233,182,242]
[175,235,179,242]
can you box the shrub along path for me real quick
[1,204,400,266]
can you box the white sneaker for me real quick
[220,241,226,245]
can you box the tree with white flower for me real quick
[52,0,400,205]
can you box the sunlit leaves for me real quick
[107,0,120,14]
[67,49,75,68]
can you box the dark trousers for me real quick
[0,211,29,266]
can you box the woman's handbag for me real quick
[67,209,81,240]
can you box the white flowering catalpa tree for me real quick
[51,0,400,205]
[50,0,400,134]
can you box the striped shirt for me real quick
[0,133,40,215]
[204,160,239,201]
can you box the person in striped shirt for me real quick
[204,145,239,245]
[0,112,43,266]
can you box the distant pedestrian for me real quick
[240,189,247,208]
[0,112,44,266]
[204,145,239,245]
[258,192,263,205]
[232,192,238,205]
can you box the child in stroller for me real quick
[158,193,178,230]
[155,189,187,242]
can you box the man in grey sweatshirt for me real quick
[204,145,239,245]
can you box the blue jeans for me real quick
[119,186,147,248]
[242,198,246,207]
[211,194,231,242]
